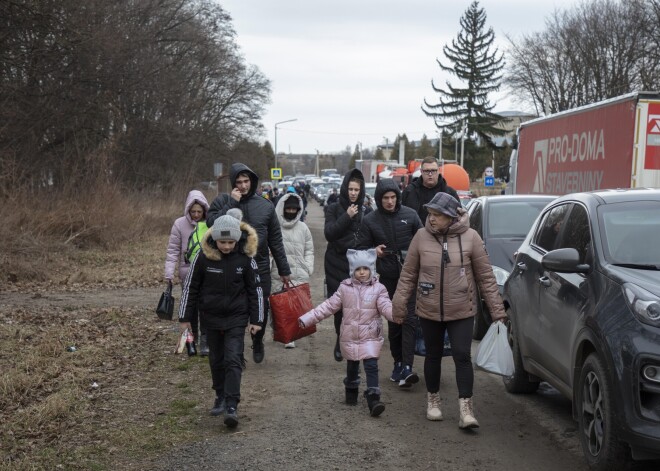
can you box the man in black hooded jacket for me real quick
[207,163,291,363]
[402,157,460,224]
[357,178,423,387]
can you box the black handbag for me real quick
[156,281,175,320]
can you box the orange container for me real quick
[440,163,470,191]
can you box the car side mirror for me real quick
[542,248,590,274]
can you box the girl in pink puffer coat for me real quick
[299,248,394,417]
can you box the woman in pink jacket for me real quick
[164,189,210,355]
[299,249,393,417]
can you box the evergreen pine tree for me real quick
[422,1,505,147]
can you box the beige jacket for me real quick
[392,210,505,323]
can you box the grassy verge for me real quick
[0,185,220,469]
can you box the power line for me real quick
[276,127,444,137]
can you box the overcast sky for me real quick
[220,0,581,155]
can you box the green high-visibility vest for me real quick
[185,221,208,263]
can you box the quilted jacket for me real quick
[392,210,505,323]
[299,277,393,361]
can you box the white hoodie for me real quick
[270,193,314,292]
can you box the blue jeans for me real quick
[344,357,380,395]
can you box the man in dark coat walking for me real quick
[207,163,291,363]
[402,157,460,224]
[357,178,423,387]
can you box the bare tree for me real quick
[0,0,270,195]
[505,0,660,113]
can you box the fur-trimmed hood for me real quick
[200,220,258,261]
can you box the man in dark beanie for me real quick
[207,163,291,364]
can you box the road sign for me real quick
[484,176,495,187]
[271,168,282,180]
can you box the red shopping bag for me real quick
[270,282,316,344]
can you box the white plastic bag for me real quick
[474,321,515,376]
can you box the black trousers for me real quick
[380,277,416,367]
[419,316,474,398]
[207,326,245,408]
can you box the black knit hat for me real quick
[284,196,300,211]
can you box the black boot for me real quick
[199,333,209,357]
[364,391,385,417]
[334,336,343,362]
[345,388,358,406]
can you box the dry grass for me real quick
[0,184,220,470]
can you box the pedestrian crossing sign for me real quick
[271,168,282,180]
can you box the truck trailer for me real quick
[508,92,660,195]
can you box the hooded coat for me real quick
[206,163,291,279]
[323,168,371,296]
[401,174,460,224]
[165,190,210,282]
[270,193,314,293]
[178,220,263,330]
[392,210,506,323]
[357,178,422,280]
[299,249,393,361]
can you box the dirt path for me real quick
[142,202,587,470]
[1,202,588,470]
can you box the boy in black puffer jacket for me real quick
[178,209,262,428]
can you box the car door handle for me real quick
[538,276,551,287]
[516,262,527,271]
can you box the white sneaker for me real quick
[427,392,443,421]
[458,398,480,429]
[284,341,296,349]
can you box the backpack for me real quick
[185,221,209,264]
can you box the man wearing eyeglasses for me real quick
[402,157,460,224]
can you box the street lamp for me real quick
[274,118,298,174]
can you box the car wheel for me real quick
[502,319,539,394]
[577,354,629,470]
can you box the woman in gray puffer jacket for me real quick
[392,192,506,429]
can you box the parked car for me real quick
[502,188,660,469]
[364,182,377,200]
[316,182,340,205]
[457,190,474,208]
[468,195,557,339]
[309,178,325,198]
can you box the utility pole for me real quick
[274,119,297,171]
[460,119,467,168]
[437,128,442,161]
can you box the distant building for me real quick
[410,111,539,149]
[491,111,538,147]
[376,142,394,160]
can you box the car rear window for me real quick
[486,201,550,238]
